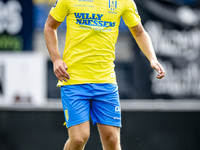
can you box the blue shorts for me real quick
[61,83,121,128]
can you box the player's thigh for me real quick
[68,121,90,141]
[97,123,120,144]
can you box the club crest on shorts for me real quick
[109,0,117,11]
[65,110,69,121]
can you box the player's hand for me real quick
[150,60,165,79]
[53,59,70,82]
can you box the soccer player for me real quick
[44,0,165,150]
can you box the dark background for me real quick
[0,111,200,150]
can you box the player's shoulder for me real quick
[53,0,69,8]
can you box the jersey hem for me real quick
[57,80,117,87]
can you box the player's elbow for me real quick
[134,26,146,38]
[134,28,146,38]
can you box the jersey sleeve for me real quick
[50,0,69,22]
[122,0,141,27]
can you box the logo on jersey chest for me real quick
[109,0,117,11]
[74,13,116,28]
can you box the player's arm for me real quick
[44,14,70,82]
[129,22,165,79]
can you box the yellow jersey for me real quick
[50,0,141,86]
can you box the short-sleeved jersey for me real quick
[50,0,141,86]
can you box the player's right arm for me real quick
[44,14,70,82]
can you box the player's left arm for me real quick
[129,22,165,79]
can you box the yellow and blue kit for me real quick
[50,0,141,128]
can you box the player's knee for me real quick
[102,131,119,147]
[107,135,119,146]
[73,136,88,146]
[82,130,90,142]
[72,133,90,146]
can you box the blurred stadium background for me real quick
[0,0,200,150]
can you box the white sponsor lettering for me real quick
[144,21,200,61]
[0,0,23,35]
[115,106,121,112]
[114,117,121,120]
